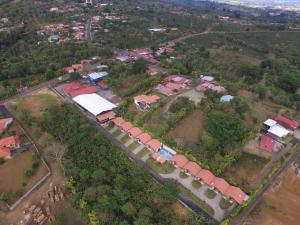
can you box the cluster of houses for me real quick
[0,117,21,159]
[110,116,247,205]
[259,115,299,153]
[156,75,191,96]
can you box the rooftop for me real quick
[183,162,202,177]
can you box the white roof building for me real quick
[268,124,290,138]
[73,93,116,116]
[264,119,277,127]
[88,72,108,80]
[200,75,215,82]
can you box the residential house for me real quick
[275,115,299,130]
[119,122,134,132]
[196,169,215,185]
[112,117,126,127]
[97,111,116,123]
[0,118,13,134]
[127,127,143,138]
[183,162,202,177]
[97,81,109,90]
[171,154,189,168]
[136,133,152,145]
[224,186,246,205]
[156,85,174,96]
[259,135,278,153]
[0,147,12,159]
[134,95,160,111]
[146,139,162,152]
[0,136,20,149]
[209,177,230,195]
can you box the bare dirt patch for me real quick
[167,109,205,146]
[247,167,300,225]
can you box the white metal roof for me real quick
[268,124,290,138]
[73,93,116,116]
[200,75,214,82]
[88,72,108,80]
[162,145,177,155]
[264,119,277,127]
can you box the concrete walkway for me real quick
[124,138,135,147]
[161,168,229,221]
[141,152,151,162]
[109,126,118,133]
[133,144,146,154]
[116,132,126,140]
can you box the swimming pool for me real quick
[159,150,172,160]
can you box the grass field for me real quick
[136,147,149,158]
[146,158,176,174]
[112,129,122,137]
[54,200,87,225]
[121,134,130,144]
[128,141,140,151]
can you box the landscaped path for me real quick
[161,168,234,221]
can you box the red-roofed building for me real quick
[134,95,160,111]
[127,127,142,138]
[156,85,174,96]
[62,82,98,97]
[224,186,246,205]
[165,82,182,91]
[0,136,20,149]
[171,154,189,168]
[163,75,177,82]
[146,139,162,152]
[0,147,12,159]
[119,122,134,132]
[64,66,75,74]
[183,162,202,177]
[275,115,299,130]
[71,64,83,71]
[0,118,13,134]
[136,133,152,145]
[151,152,166,165]
[97,111,116,123]
[259,135,276,153]
[112,117,126,126]
[209,177,230,195]
[147,67,159,76]
[196,169,215,185]
[68,86,98,97]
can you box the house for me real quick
[97,111,116,123]
[62,82,98,97]
[146,139,162,152]
[263,118,277,129]
[183,162,202,177]
[224,186,246,205]
[73,93,116,116]
[163,75,190,86]
[147,67,159,76]
[196,169,215,185]
[171,154,188,168]
[136,133,152,145]
[220,95,234,103]
[200,75,215,82]
[156,85,174,96]
[152,152,166,164]
[274,115,299,130]
[64,66,75,74]
[259,135,277,153]
[267,124,290,139]
[0,118,13,134]
[127,127,143,138]
[119,122,134,132]
[0,147,12,159]
[165,82,182,91]
[0,136,20,149]
[209,177,230,195]
[196,81,225,93]
[112,117,126,126]
[88,72,108,82]
[71,64,83,71]
[134,95,160,111]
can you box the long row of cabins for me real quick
[111,116,247,205]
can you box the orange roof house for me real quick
[146,139,162,152]
[112,117,126,126]
[71,64,83,71]
[0,118,13,134]
[224,186,246,205]
[97,111,116,123]
[183,162,202,177]
[0,136,20,149]
[196,169,215,185]
[210,177,230,195]
[134,95,160,110]
[0,147,12,159]
[136,133,152,144]
[171,154,188,168]
[119,122,134,132]
[127,127,142,138]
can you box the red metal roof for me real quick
[0,118,13,133]
[146,139,162,151]
[69,86,98,97]
[171,154,189,168]
[156,86,173,96]
[127,127,142,138]
[112,117,126,126]
[259,135,276,153]
[97,111,116,123]
[120,122,134,132]
[136,133,152,144]
[210,177,230,195]
[196,169,215,185]
[0,136,20,148]
[165,82,182,91]
[97,81,108,89]
[0,147,11,158]
[183,162,202,177]
[134,95,160,105]
[275,115,299,130]
[163,75,177,82]
[224,186,246,205]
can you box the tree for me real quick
[277,72,300,93]
[121,202,137,217]
[157,182,179,204]
[131,59,148,74]
[206,112,247,147]
[70,72,81,81]
[238,63,261,83]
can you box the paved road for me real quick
[85,15,92,42]
[231,141,300,225]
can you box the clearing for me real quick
[247,166,300,225]
[167,109,205,146]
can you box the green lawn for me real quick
[176,183,215,216]
[205,189,217,199]
[136,147,150,158]
[192,180,202,189]
[146,158,176,174]
[219,198,233,209]
[107,122,115,130]
[128,141,140,151]
[121,135,130,144]
[112,128,122,137]
[179,171,189,179]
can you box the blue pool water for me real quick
[159,150,172,160]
